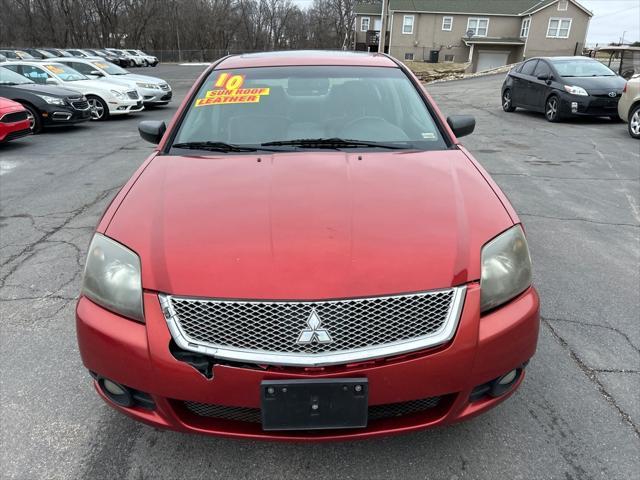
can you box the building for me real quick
[353,0,593,72]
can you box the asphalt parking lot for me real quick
[1,64,638,480]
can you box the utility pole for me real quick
[621,31,627,45]
[378,0,388,53]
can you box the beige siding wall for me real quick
[524,1,589,58]
[389,12,521,62]
[355,14,382,45]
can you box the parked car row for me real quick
[0,47,158,68]
[501,55,640,138]
[0,59,171,143]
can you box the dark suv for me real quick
[0,66,91,132]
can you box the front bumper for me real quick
[558,92,620,117]
[76,284,540,440]
[138,86,172,105]
[108,99,145,115]
[42,105,91,126]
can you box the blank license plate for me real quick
[261,378,368,431]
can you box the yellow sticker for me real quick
[194,72,270,107]
[93,62,109,69]
[44,65,64,74]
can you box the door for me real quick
[530,60,553,111]
[477,51,510,72]
[512,59,538,107]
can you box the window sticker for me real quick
[194,72,270,107]
[93,62,109,69]
[44,65,64,75]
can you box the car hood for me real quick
[9,83,82,97]
[64,78,128,93]
[562,75,627,93]
[90,76,137,89]
[119,73,166,85]
[105,150,514,299]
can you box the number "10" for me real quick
[215,73,244,90]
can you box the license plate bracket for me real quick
[261,378,368,431]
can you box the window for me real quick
[17,65,51,84]
[467,17,489,37]
[442,16,453,31]
[68,62,94,75]
[360,17,370,32]
[547,18,572,38]
[533,61,551,78]
[403,15,414,34]
[520,59,538,76]
[404,53,414,61]
[174,66,448,150]
[520,18,530,38]
[373,18,382,31]
[444,54,455,62]
[558,0,568,11]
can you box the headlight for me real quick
[564,85,588,96]
[480,225,532,312]
[81,234,144,322]
[36,94,65,105]
[110,89,126,99]
[136,82,160,89]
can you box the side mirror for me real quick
[536,73,549,81]
[45,78,59,86]
[89,70,104,77]
[447,115,475,138]
[138,120,166,144]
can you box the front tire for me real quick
[87,96,109,121]
[545,95,561,122]
[502,89,516,112]
[629,105,640,139]
[22,103,42,133]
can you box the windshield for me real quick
[92,61,128,75]
[42,63,88,81]
[173,66,447,151]
[552,59,616,77]
[126,50,138,55]
[0,66,34,85]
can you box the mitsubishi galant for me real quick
[76,51,540,440]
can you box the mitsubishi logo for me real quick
[297,308,332,344]
[608,92,617,98]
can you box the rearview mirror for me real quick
[446,115,475,138]
[138,120,166,144]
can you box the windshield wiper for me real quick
[171,141,291,153]
[261,138,409,149]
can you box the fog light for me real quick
[498,369,517,385]
[571,102,578,113]
[98,377,134,407]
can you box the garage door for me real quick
[477,51,510,72]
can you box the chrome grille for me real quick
[71,100,89,110]
[127,90,139,99]
[160,287,465,367]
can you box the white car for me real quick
[125,49,158,67]
[52,58,171,106]
[3,61,143,120]
[107,48,144,67]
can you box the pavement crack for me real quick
[542,316,640,437]
[0,185,120,286]
[519,212,639,228]
[545,317,640,356]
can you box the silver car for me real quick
[53,57,171,106]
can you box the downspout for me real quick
[522,14,532,59]
[388,12,394,56]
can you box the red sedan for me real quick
[0,97,31,143]
[76,51,539,440]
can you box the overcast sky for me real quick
[580,0,639,45]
